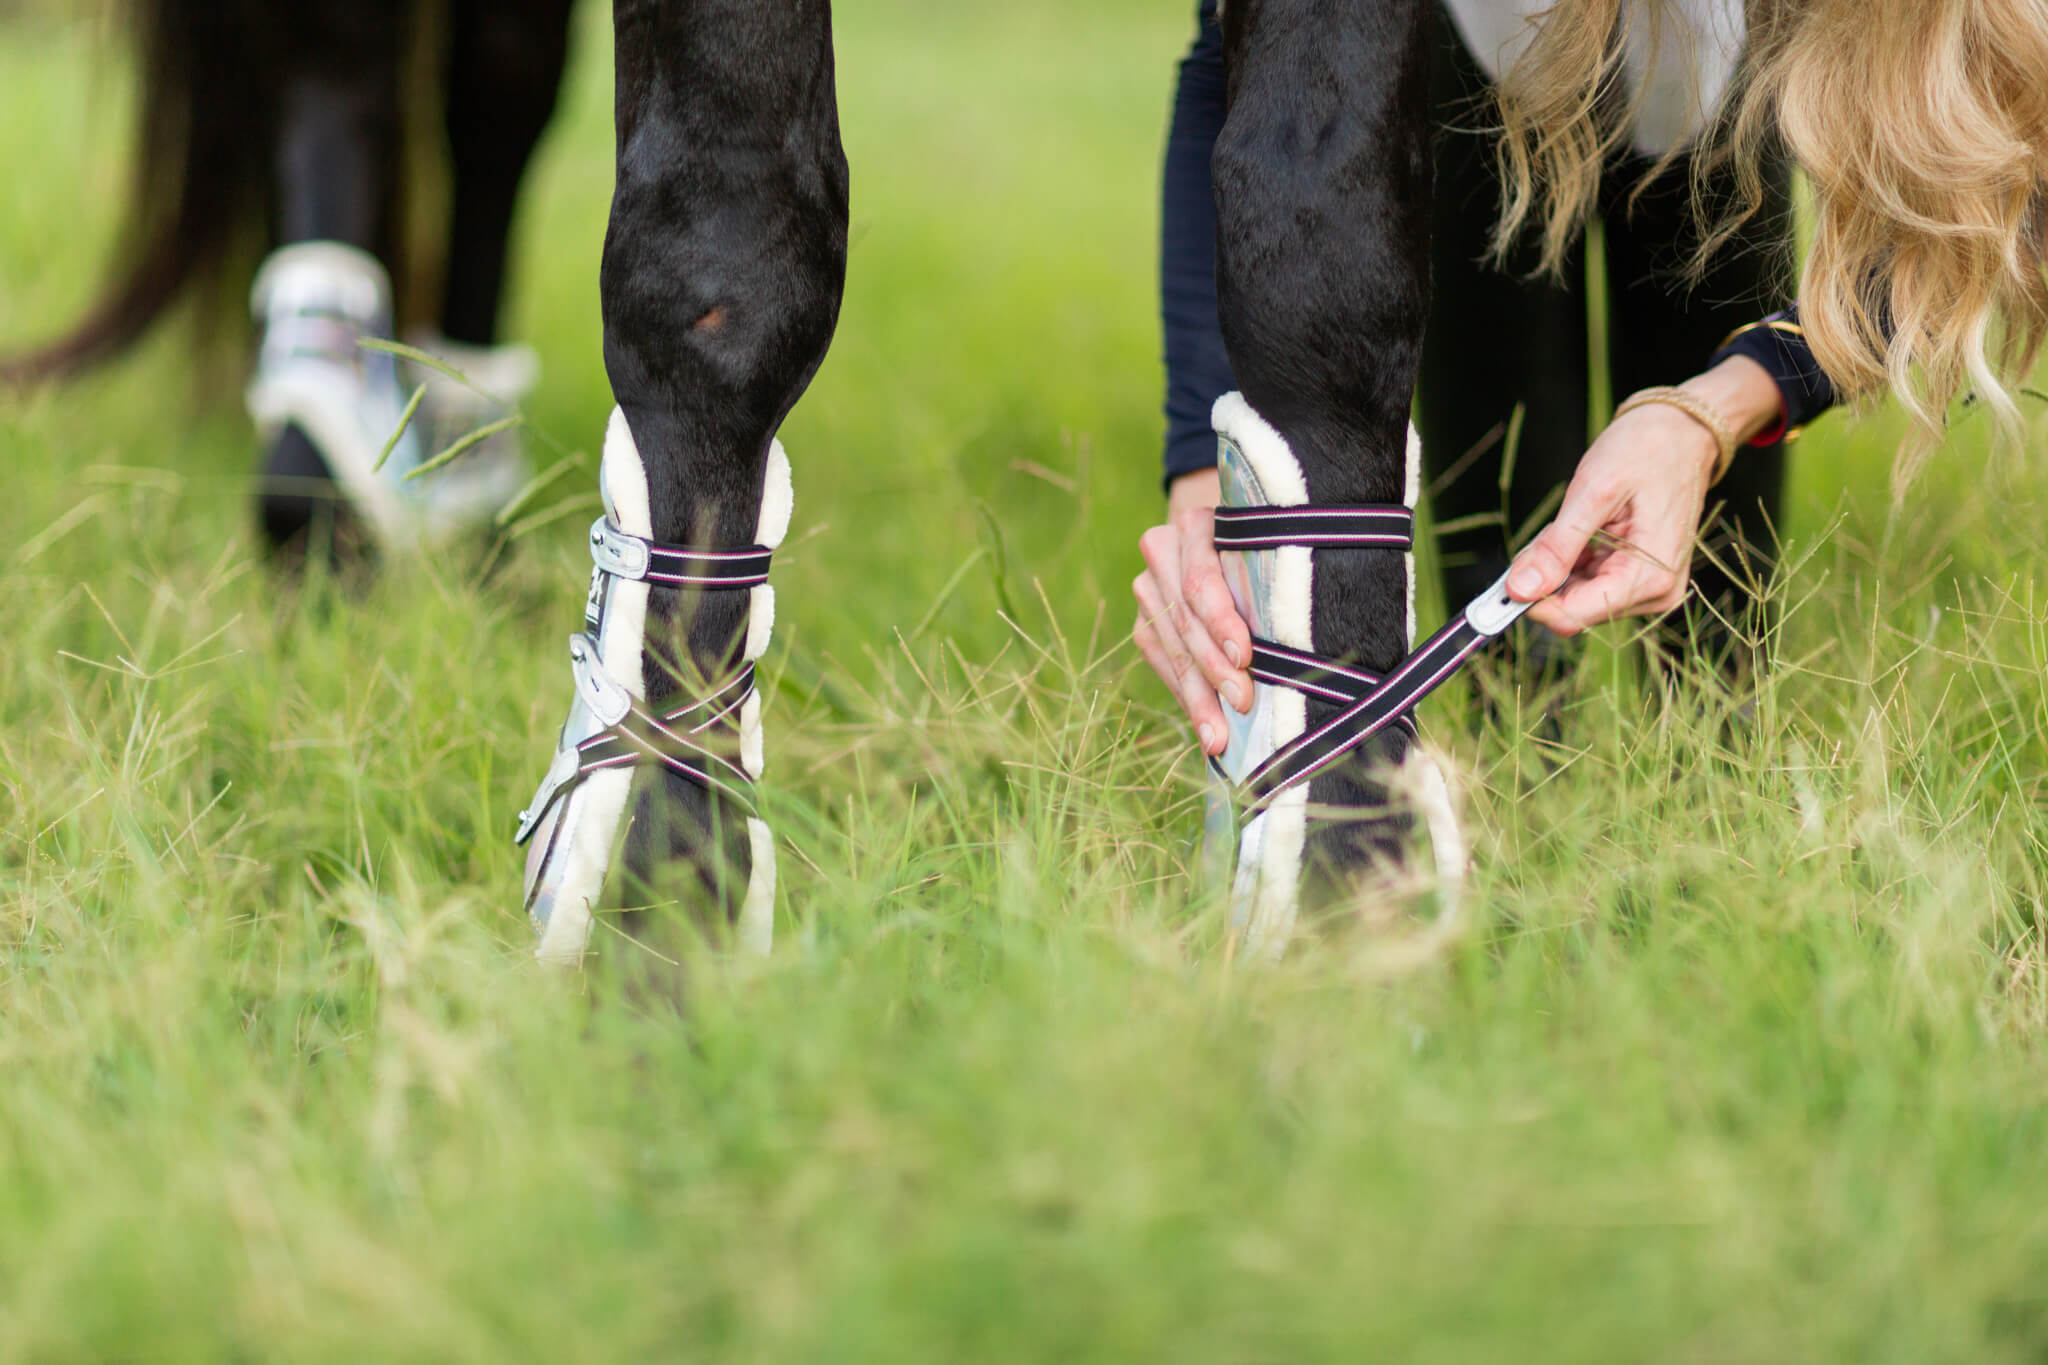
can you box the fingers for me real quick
[1132,567,1230,755]
[1507,505,1600,604]
[1524,550,1689,635]
[1170,504,1253,705]
[1143,519,1252,715]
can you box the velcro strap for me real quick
[590,517,773,588]
[1212,505,1413,551]
[1242,616,1491,813]
[1246,638,1417,735]
[514,651,760,845]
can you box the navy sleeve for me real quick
[1708,304,1839,440]
[1159,0,1235,489]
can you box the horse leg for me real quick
[389,0,580,537]
[250,1,420,555]
[518,0,847,967]
[439,0,576,347]
[1208,0,1443,947]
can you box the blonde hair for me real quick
[1492,0,2048,476]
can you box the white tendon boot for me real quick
[1203,393,1467,960]
[398,330,539,543]
[247,242,534,552]
[518,407,789,965]
[247,243,424,551]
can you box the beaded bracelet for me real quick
[1612,385,1740,486]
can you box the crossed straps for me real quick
[513,517,770,847]
[1212,504,1536,817]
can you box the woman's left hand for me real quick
[1503,402,1719,634]
[1506,358,1784,634]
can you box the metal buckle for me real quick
[589,517,651,580]
[569,634,633,727]
[1462,568,1537,637]
[514,743,581,846]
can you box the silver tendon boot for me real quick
[247,243,533,553]
[1204,393,1470,960]
[516,407,789,964]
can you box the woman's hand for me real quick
[1507,358,1783,634]
[1132,468,1254,757]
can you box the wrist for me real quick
[1167,467,1220,520]
[1680,356,1784,447]
[1613,386,1736,483]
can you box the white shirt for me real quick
[1439,0,1745,155]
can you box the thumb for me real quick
[1507,516,1598,602]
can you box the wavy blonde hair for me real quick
[1492,0,2048,476]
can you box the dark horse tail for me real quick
[2,1,283,386]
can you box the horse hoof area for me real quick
[253,423,372,567]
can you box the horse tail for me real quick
[2,0,277,385]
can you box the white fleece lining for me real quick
[599,407,654,697]
[745,586,776,663]
[757,441,794,549]
[1403,421,1421,649]
[1407,746,1468,895]
[739,818,776,956]
[736,439,788,951]
[1212,393,1314,959]
[739,691,765,780]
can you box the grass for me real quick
[6,1,2048,1358]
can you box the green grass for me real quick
[7,3,2048,1358]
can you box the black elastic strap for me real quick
[643,544,773,588]
[1212,505,1413,552]
[1241,616,1490,812]
[1246,638,1417,736]
[570,664,759,815]
[1214,501,1522,817]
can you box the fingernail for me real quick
[1508,563,1543,597]
[1198,724,1220,753]
[1227,681,1250,713]
[1223,641,1242,667]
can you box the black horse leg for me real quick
[519,0,846,964]
[255,2,410,553]
[439,0,575,347]
[1213,0,1436,894]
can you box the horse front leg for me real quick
[518,0,847,967]
[1206,0,1446,950]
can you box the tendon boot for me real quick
[248,244,528,556]
[516,407,788,965]
[1203,393,1470,959]
[399,330,538,541]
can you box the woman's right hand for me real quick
[1132,469,1255,757]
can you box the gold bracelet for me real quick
[1611,385,1740,485]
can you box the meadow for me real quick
[6,2,2048,1358]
